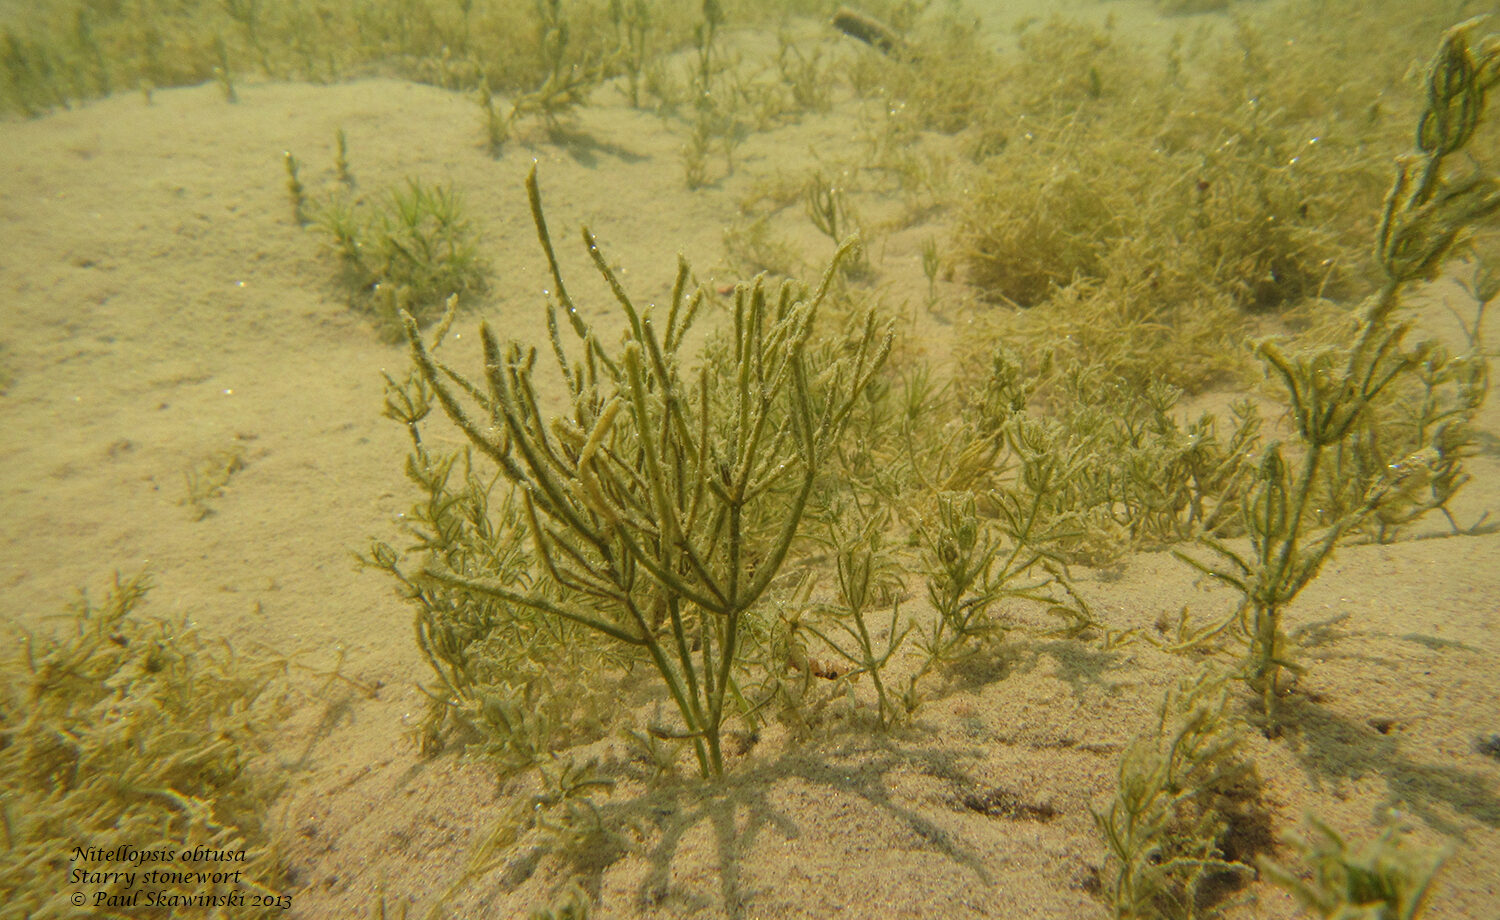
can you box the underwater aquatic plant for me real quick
[311,173,490,340]
[400,167,890,777]
[1095,667,1259,920]
[283,151,306,225]
[0,574,289,917]
[364,363,622,767]
[1260,817,1447,920]
[796,507,912,727]
[1178,18,1500,726]
[474,0,612,152]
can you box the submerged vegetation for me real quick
[384,166,892,778]
[3,0,1498,918]
[358,4,1496,916]
[1094,666,1261,920]
[1261,817,1449,920]
[1178,17,1499,729]
[314,176,489,338]
[285,135,491,339]
[0,575,291,918]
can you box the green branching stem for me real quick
[1181,19,1500,726]
[403,172,890,776]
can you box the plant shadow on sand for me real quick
[520,732,1006,919]
[1278,697,1500,837]
[471,631,1135,918]
[541,124,653,167]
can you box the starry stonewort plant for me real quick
[1178,18,1500,729]
[401,167,891,777]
